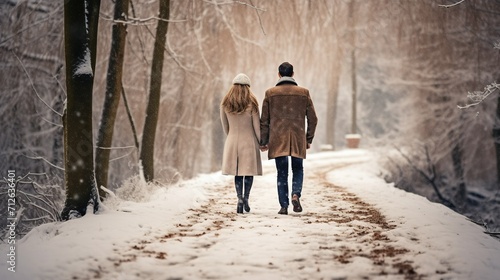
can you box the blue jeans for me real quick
[275,156,303,208]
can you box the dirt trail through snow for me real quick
[87,159,426,280]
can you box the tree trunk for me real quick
[140,0,170,182]
[349,0,357,135]
[494,96,500,188]
[61,0,101,220]
[95,0,130,197]
[211,81,224,171]
[326,50,342,148]
[449,118,467,208]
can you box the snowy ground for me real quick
[1,149,500,280]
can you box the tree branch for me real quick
[438,0,466,8]
[394,145,456,209]
[100,14,186,26]
[121,82,140,150]
[457,82,500,109]
[24,154,65,171]
[13,52,63,117]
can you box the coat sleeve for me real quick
[306,92,318,144]
[252,109,261,143]
[260,92,270,146]
[220,105,229,135]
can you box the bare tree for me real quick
[348,0,358,135]
[60,0,101,220]
[140,0,170,182]
[95,0,131,197]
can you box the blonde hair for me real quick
[221,84,259,114]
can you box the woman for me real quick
[220,73,263,214]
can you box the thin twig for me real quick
[0,6,62,46]
[203,0,266,12]
[210,0,263,47]
[109,149,135,162]
[96,145,136,150]
[53,74,67,97]
[41,117,63,127]
[24,154,65,171]
[394,145,455,208]
[100,13,187,26]
[248,0,266,35]
[438,0,466,8]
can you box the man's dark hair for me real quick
[278,62,294,77]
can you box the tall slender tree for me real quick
[140,0,170,182]
[95,0,130,197]
[61,0,101,220]
[349,0,358,135]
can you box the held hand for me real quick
[307,143,311,149]
[260,145,269,152]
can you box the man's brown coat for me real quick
[260,77,318,159]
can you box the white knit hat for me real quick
[232,73,251,86]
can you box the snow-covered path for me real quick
[2,150,500,280]
[79,152,421,279]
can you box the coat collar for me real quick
[276,76,297,86]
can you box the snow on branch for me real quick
[0,173,63,238]
[438,0,466,8]
[99,14,187,26]
[457,82,500,110]
[202,0,266,12]
[96,145,136,150]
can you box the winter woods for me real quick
[0,0,499,232]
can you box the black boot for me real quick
[235,176,244,214]
[237,196,244,214]
[243,198,250,212]
[243,176,253,212]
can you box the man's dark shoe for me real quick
[278,207,288,215]
[292,194,302,212]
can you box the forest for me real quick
[1,0,500,237]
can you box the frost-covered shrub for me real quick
[114,175,163,202]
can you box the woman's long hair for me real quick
[221,84,259,114]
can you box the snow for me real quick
[84,0,89,33]
[73,47,93,77]
[345,133,361,139]
[1,149,500,279]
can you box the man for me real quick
[260,62,318,215]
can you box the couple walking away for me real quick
[220,62,318,215]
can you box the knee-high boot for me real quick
[235,176,244,214]
[243,176,253,212]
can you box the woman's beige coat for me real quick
[220,106,263,176]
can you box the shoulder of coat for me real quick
[267,85,310,97]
